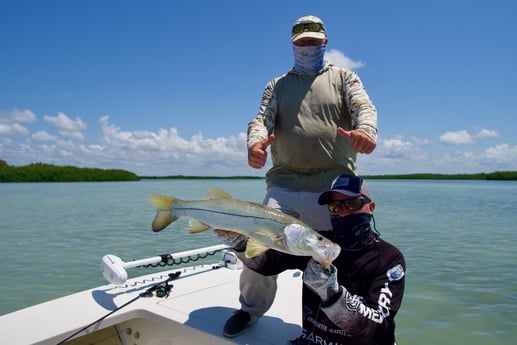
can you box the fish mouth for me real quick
[314,244,341,266]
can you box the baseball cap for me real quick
[318,174,373,205]
[291,15,327,42]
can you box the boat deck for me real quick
[0,253,303,345]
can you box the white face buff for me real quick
[293,44,326,75]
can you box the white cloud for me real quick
[0,123,12,135]
[2,107,516,176]
[0,108,36,123]
[439,130,474,145]
[440,143,517,172]
[89,116,249,175]
[0,123,29,136]
[43,112,87,140]
[58,149,74,158]
[324,49,365,70]
[483,144,517,163]
[440,129,499,145]
[32,131,58,142]
[376,136,428,160]
[381,138,416,158]
[0,108,34,137]
[12,109,37,123]
[475,129,499,139]
[357,135,434,174]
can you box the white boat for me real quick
[0,244,302,345]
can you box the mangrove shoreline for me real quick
[1,160,516,182]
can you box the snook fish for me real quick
[149,187,340,266]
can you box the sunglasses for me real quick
[327,198,370,213]
[292,23,325,35]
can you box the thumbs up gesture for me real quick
[337,127,376,154]
[248,134,275,169]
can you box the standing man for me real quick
[219,15,378,338]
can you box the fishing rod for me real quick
[56,272,180,345]
[101,244,229,285]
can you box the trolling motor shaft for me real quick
[101,244,229,285]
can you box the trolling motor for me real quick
[100,244,229,285]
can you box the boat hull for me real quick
[0,252,302,345]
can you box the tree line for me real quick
[363,171,517,180]
[0,160,139,182]
[1,159,516,182]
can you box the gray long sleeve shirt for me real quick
[247,64,377,192]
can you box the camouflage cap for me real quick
[291,15,327,42]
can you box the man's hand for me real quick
[214,229,247,249]
[303,259,339,302]
[337,127,376,154]
[248,134,275,169]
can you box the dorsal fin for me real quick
[204,186,234,200]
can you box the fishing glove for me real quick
[303,258,340,303]
[214,230,247,251]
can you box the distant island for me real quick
[1,159,516,182]
[141,175,263,180]
[363,171,517,180]
[143,172,517,181]
[0,160,139,182]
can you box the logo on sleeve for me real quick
[386,264,405,281]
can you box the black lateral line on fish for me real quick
[178,207,286,225]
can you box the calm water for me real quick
[0,179,516,344]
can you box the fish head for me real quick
[283,223,341,266]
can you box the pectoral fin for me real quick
[189,219,212,233]
[245,240,269,258]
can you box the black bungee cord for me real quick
[55,271,181,345]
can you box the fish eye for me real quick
[317,236,323,241]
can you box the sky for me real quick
[1,0,516,176]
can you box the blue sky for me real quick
[1,0,516,176]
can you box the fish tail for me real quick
[149,195,178,232]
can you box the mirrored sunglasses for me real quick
[327,198,370,213]
[292,22,325,35]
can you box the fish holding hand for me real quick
[149,187,340,266]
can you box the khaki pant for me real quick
[238,187,331,321]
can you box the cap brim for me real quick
[318,190,362,205]
[292,31,326,42]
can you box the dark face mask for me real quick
[330,213,375,251]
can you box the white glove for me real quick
[214,230,247,250]
[303,258,339,302]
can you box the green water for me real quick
[0,179,516,344]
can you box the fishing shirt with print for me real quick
[247,64,377,192]
[238,237,405,345]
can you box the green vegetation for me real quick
[2,159,516,182]
[363,171,517,181]
[143,172,517,180]
[141,175,263,180]
[0,160,139,182]
[142,172,517,180]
